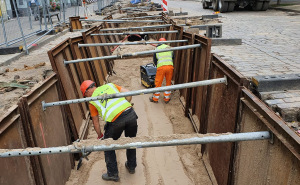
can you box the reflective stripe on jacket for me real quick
[155,44,173,68]
[89,83,131,122]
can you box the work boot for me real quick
[102,173,120,182]
[149,96,158,103]
[125,161,135,174]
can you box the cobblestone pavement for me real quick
[208,8,300,129]
[163,0,300,131]
[212,10,300,78]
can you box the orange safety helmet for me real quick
[80,80,95,97]
[159,38,166,41]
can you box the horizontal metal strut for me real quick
[79,19,164,23]
[64,44,201,65]
[99,24,172,32]
[42,77,227,110]
[78,40,188,47]
[121,15,162,19]
[91,30,178,36]
[0,131,271,158]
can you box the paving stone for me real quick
[283,97,300,103]
[277,102,300,109]
[265,99,285,105]
[278,107,300,122]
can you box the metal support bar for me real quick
[64,44,201,65]
[0,30,43,47]
[42,76,226,110]
[99,24,172,32]
[27,29,54,48]
[79,19,164,23]
[91,30,178,36]
[0,6,8,47]
[121,15,162,19]
[12,0,29,54]
[78,40,188,47]
[0,131,270,158]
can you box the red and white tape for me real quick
[161,0,168,12]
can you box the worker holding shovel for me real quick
[80,80,138,182]
[149,37,174,104]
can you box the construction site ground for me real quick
[0,0,300,184]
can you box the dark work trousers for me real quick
[103,108,138,176]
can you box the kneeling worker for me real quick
[80,80,138,182]
[149,37,174,104]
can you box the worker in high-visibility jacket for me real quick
[80,80,138,182]
[149,37,174,104]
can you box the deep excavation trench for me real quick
[65,44,212,185]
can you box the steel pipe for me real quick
[99,24,172,32]
[121,15,162,19]
[27,29,54,48]
[78,40,188,47]
[42,77,226,110]
[91,30,178,36]
[64,44,201,65]
[0,6,8,47]
[0,131,270,158]
[79,19,164,23]
[0,30,44,47]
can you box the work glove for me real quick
[97,133,104,140]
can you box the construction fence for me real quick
[0,0,113,54]
[0,14,299,185]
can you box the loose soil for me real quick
[0,3,214,184]
[65,44,213,184]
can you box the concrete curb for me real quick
[269,4,300,13]
[0,28,70,67]
[269,6,300,13]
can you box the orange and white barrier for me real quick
[161,0,168,12]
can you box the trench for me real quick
[0,5,299,185]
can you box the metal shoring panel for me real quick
[42,77,227,110]
[99,24,172,32]
[91,30,178,36]
[120,15,162,19]
[78,40,189,47]
[79,19,164,23]
[0,131,270,158]
[64,44,201,65]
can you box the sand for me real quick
[64,43,212,185]
[0,2,213,183]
